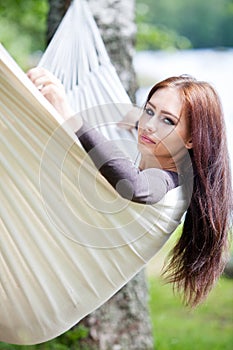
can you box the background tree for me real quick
[46,0,153,349]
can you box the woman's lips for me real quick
[140,134,156,144]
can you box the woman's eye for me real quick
[163,117,175,125]
[145,108,154,116]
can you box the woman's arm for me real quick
[27,67,178,204]
[77,121,178,204]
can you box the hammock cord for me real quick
[39,0,131,111]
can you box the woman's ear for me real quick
[185,138,193,149]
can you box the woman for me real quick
[28,68,232,307]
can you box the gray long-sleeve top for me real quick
[76,122,178,204]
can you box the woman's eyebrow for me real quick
[147,101,179,120]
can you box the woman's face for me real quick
[138,87,192,165]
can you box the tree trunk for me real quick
[47,0,72,44]
[78,272,154,350]
[46,1,154,349]
[87,0,138,102]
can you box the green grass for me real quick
[148,276,233,350]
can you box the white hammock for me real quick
[0,0,188,345]
[39,0,138,157]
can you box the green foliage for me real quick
[0,325,90,350]
[54,325,89,349]
[0,0,48,68]
[136,23,192,51]
[136,0,233,49]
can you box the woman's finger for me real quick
[34,76,62,90]
[27,67,48,81]
[27,67,60,85]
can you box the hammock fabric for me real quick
[0,0,188,345]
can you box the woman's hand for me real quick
[27,67,74,121]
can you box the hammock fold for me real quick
[0,0,188,345]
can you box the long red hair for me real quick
[146,75,232,307]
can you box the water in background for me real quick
[133,48,233,174]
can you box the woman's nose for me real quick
[144,117,157,133]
